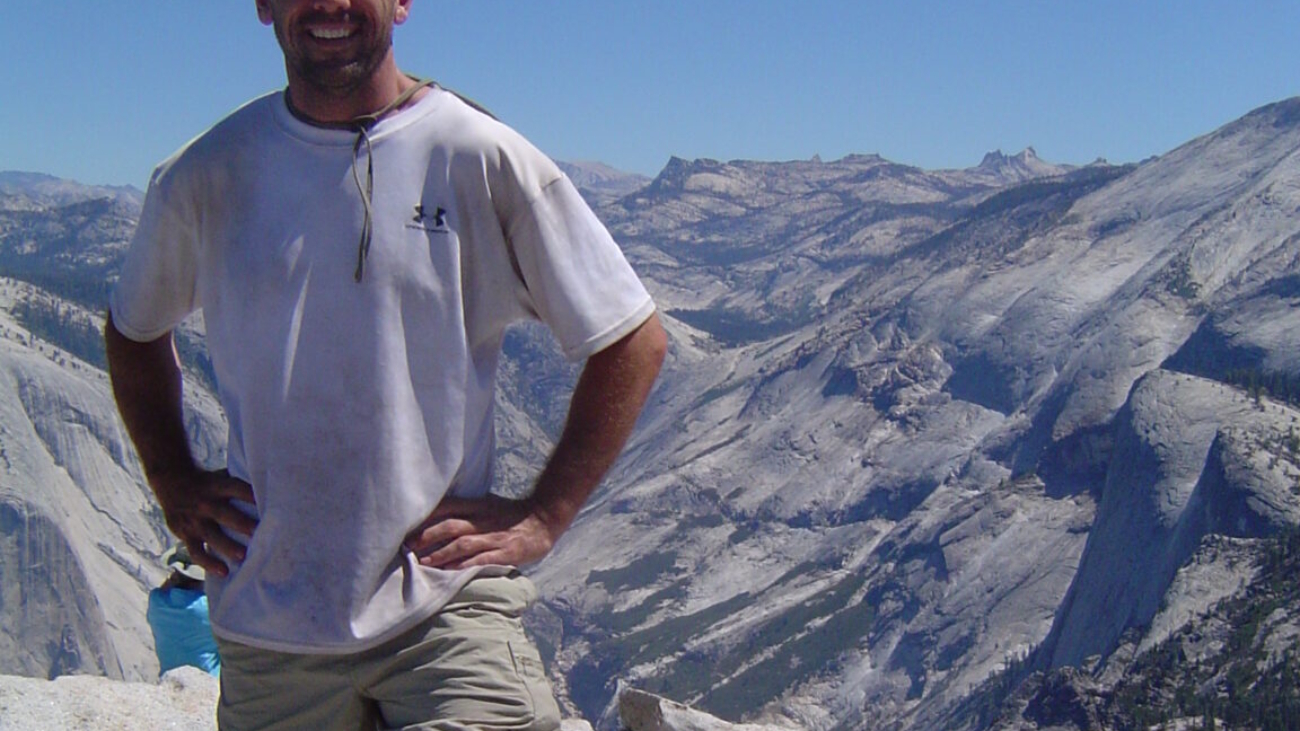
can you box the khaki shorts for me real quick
[216,573,562,731]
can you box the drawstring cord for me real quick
[346,77,434,282]
[279,77,434,282]
[350,128,377,282]
[282,77,492,281]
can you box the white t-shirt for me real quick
[111,87,655,653]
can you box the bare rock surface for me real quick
[0,670,599,731]
[620,687,803,731]
[0,668,218,731]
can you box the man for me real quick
[147,544,222,677]
[105,0,667,728]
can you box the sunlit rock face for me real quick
[2,96,1300,730]
[525,100,1300,730]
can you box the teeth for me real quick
[310,27,352,39]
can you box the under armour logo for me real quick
[413,204,447,228]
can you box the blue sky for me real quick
[4,1,1299,189]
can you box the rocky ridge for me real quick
[0,670,767,731]
[525,100,1300,730]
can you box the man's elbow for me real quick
[103,310,178,372]
[632,311,669,376]
[584,311,668,387]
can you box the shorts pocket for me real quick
[508,638,562,731]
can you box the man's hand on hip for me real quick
[404,495,558,570]
[153,468,257,578]
[405,315,667,572]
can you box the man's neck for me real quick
[284,58,425,126]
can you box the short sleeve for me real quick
[109,165,201,342]
[506,175,655,361]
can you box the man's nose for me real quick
[310,0,354,12]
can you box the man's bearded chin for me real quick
[292,55,385,95]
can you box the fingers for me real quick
[168,511,249,577]
[200,523,249,568]
[412,519,553,569]
[427,548,510,571]
[417,533,529,571]
[404,517,476,556]
[211,494,258,537]
[186,536,232,577]
[406,495,555,569]
[156,469,258,576]
[214,512,257,542]
[405,496,512,551]
[214,472,258,506]
[417,532,492,570]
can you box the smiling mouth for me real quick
[309,27,354,40]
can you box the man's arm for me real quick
[406,311,668,569]
[105,313,256,576]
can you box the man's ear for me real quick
[394,0,413,25]
[255,0,274,26]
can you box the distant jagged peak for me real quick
[976,146,1045,169]
[970,146,1072,183]
[976,149,1007,168]
[662,155,704,170]
[1017,146,1041,162]
[656,155,704,179]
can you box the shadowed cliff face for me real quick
[1040,371,1300,672]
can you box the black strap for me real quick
[347,77,435,281]
[350,76,435,132]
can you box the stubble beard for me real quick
[276,16,395,98]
